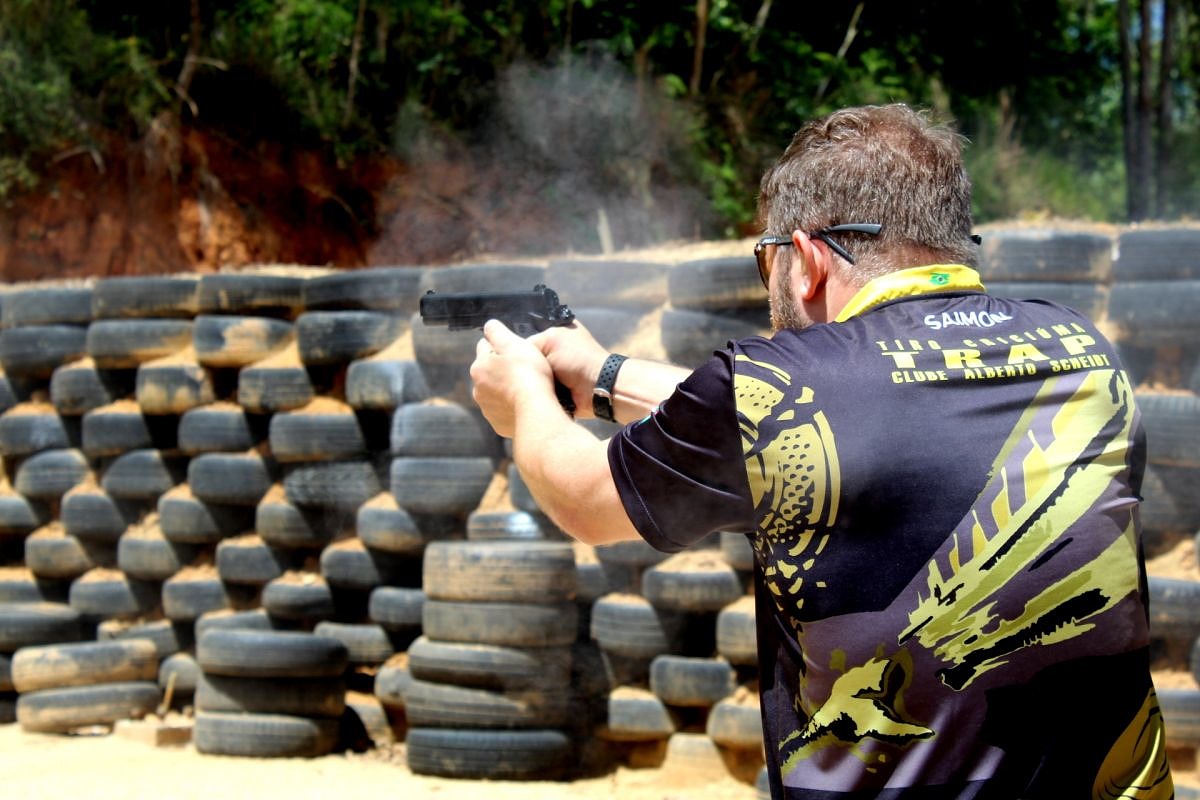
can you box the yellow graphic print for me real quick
[779,650,933,773]
[737,355,1170,795]
[735,354,840,630]
[1093,688,1171,799]
[900,369,1139,691]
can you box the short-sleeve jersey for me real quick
[608,265,1172,798]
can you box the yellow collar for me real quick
[833,264,985,323]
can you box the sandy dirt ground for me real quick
[3,534,1197,799]
[0,723,759,800]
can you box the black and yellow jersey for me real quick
[609,264,1172,798]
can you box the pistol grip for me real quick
[554,379,576,416]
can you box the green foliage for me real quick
[0,2,89,196]
[0,0,1197,225]
[965,125,1127,223]
[211,0,363,157]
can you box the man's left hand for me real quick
[469,319,559,438]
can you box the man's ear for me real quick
[790,230,829,301]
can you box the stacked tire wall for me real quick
[0,224,1196,785]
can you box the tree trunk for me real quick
[1117,0,1137,219]
[748,0,774,57]
[176,0,203,118]
[1156,0,1178,218]
[343,0,368,129]
[690,0,710,96]
[1133,0,1154,220]
[814,3,864,105]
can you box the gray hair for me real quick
[758,104,977,283]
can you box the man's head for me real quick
[758,104,977,292]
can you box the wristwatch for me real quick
[592,353,628,422]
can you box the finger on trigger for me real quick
[482,318,515,350]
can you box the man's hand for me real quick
[470,319,560,438]
[531,321,610,418]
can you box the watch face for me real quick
[592,390,614,421]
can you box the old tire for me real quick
[117,522,198,581]
[11,639,158,692]
[642,551,744,613]
[193,710,338,758]
[405,726,571,780]
[193,315,294,368]
[296,311,405,366]
[402,677,570,729]
[81,401,154,457]
[283,460,381,510]
[422,541,576,603]
[50,359,131,416]
[706,693,763,749]
[978,228,1111,282]
[158,485,254,544]
[604,686,676,741]
[255,486,343,550]
[162,571,229,622]
[389,457,494,516]
[86,319,193,369]
[215,534,289,586]
[91,276,200,319]
[269,401,366,462]
[591,593,685,659]
[68,570,159,621]
[188,451,277,506]
[422,600,577,648]
[406,635,570,691]
[196,273,306,317]
[195,673,345,718]
[0,325,89,378]
[197,628,348,679]
[649,655,736,708]
[135,356,215,415]
[667,256,764,312]
[390,401,494,457]
[345,357,429,411]
[355,493,438,555]
[319,538,416,592]
[101,449,187,501]
[303,266,425,313]
[0,404,72,456]
[0,603,84,653]
[17,681,160,733]
[260,574,337,623]
[14,449,91,500]
[716,595,758,666]
[1114,228,1200,281]
[177,402,260,454]
[237,352,314,413]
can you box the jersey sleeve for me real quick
[607,350,756,553]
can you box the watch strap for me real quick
[592,353,628,422]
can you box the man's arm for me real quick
[531,321,691,424]
[471,321,662,546]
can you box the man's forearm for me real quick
[510,385,642,547]
[604,358,691,424]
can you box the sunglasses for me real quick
[754,223,884,288]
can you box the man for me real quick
[469,104,1172,798]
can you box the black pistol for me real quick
[419,284,578,414]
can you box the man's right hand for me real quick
[531,321,611,420]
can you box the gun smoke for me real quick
[372,50,718,265]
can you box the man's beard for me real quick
[769,263,812,332]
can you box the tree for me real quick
[1119,0,1192,220]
